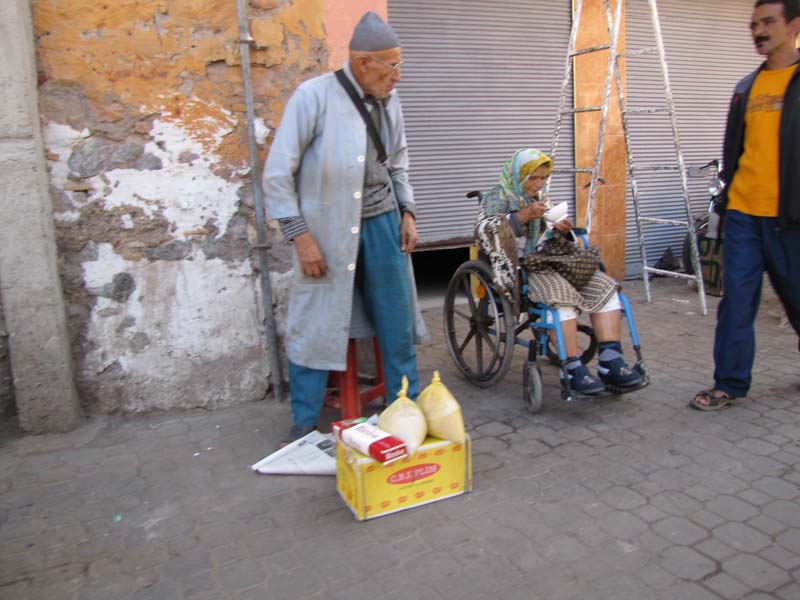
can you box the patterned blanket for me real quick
[474,207,618,313]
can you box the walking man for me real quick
[692,0,800,410]
[263,12,428,440]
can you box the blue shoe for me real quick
[563,364,605,395]
[598,357,642,390]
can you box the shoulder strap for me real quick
[335,69,387,164]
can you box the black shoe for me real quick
[563,364,605,395]
[278,424,316,449]
[598,358,642,390]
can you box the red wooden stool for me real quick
[324,338,386,419]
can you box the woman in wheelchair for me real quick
[476,148,642,395]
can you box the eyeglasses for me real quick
[368,55,404,73]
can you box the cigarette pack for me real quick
[339,422,408,465]
[331,417,366,440]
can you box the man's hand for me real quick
[293,232,327,277]
[400,212,417,254]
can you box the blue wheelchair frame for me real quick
[499,229,649,407]
[446,192,649,411]
[520,279,648,404]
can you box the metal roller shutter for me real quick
[388,0,575,248]
[624,0,760,278]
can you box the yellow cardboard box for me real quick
[336,435,472,521]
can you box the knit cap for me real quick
[349,11,400,52]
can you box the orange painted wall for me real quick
[324,1,387,70]
[34,0,328,171]
[31,0,331,412]
[573,0,628,280]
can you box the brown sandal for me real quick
[690,389,734,411]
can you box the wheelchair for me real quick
[443,191,649,413]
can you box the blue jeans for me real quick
[713,210,800,397]
[288,210,419,428]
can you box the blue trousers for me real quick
[288,210,419,428]
[713,210,800,397]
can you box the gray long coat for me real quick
[262,62,429,371]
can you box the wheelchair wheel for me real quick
[546,324,598,366]
[444,260,515,388]
[523,362,543,414]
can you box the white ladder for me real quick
[548,0,707,315]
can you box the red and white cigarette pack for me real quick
[331,417,366,440]
[333,419,408,465]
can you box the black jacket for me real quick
[719,61,800,231]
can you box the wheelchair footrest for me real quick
[598,379,650,395]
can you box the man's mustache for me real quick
[755,35,770,44]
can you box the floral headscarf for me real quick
[498,149,554,199]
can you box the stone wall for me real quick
[0,292,15,425]
[32,0,326,413]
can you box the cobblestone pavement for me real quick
[1,278,799,600]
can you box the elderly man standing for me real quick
[263,12,428,443]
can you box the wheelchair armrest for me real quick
[569,229,605,269]
[568,229,607,270]
[571,229,590,249]
[466,190,484,202]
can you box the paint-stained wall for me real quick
[574,0,627,281]
[0,293,14,424]
[33,0,327,412]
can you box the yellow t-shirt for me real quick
[727,64,795,216]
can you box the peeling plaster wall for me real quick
[32,0,327,412]
[0,292,15,424]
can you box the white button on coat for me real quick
[351,226,360,234]
[357,155,365,163]
[354,191,362,200]
[347,263,356,271]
